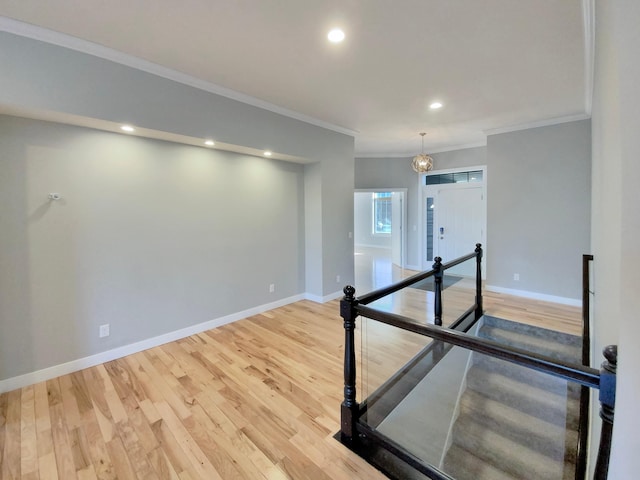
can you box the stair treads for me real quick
[447,415,570,480]
[458,389,578,462]
[480,316,581,356]
[478,324,581,362]
[465,365,580,428]
[472,354,579,397]
[443,444,519,480]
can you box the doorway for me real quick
[421,168,486,276]
[354,189,407,292]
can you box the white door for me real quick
[435,186,483,276]
[391,192,404,267]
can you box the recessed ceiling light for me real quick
[328,28,345,43]
[120,124,135,132]
[263,151,272,157]
[204,140,215,146]
[430,102,443,110]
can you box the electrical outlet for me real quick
[99,324,110,338]
[513,273,520,281]
[336,275,341,283]
[269,283,275,293]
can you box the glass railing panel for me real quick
[366,288,434,325]
[358,315,433,407]
[440,349,579,480]
[364,333,580,480]
[363,325,478,467]
[440,255,477,326]
[364,255,478,327]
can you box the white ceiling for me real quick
[0,0,590,156]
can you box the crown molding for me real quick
[582,0,595,115]
[483,113,591,137]
[356,140,487,159]
[0,17,358,137]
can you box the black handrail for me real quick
[339,248,616,480]
[357,246,480,306]
[582,254,594,367]
[595,345,617,480]
[357,268,437,305]
[357,304,600,389]
[441,250,477,270]
[340,246,484,447]
[576,254,594,480]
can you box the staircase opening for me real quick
[337,250,614,480]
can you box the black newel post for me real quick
[340,285,359,445]
[594,345,617,480]
[433,257,443,326]
[475,243,483,320]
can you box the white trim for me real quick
[354,243,391,250]
[0,17,357,138]
[582,0,595,115]
[356,141,487,159]
[0,293,304,394]
[304,290,343,303]
[425,164,487,176]
[486,285,581,307]
[483,113,591,137]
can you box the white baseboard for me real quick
[304,290,344,303]
[354,244,391,250]
[485,285,581,307]
[0,293,305,394]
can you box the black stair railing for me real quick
[339,248,616,480]
[576,254,594,479]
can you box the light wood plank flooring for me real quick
[0,292,581,480]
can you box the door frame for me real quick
[419,166,487,274]
[354,188,408,268]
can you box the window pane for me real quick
[425,170,484,185]
[469,171,483,182]
[453,172,468,183]
[439,173,455,184]
[373,193,392,234]
[426,197,434,261]
[426,175,440,185]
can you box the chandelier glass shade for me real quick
[412,153,433,173]
[411,133,433,173]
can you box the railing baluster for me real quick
[475,243,483,320]
[594,345,617,480]
[433,257,443,326]
[340,285,359,445]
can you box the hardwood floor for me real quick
[0,291,581,480]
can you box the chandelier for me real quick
[411,132,433,173]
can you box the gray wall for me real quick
[355,147,487,269]
[0,31,355,305]
[591,1,640,475]
[487,120,591,299]
[0,115,306,381]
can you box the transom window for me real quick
[425,170,483,185]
